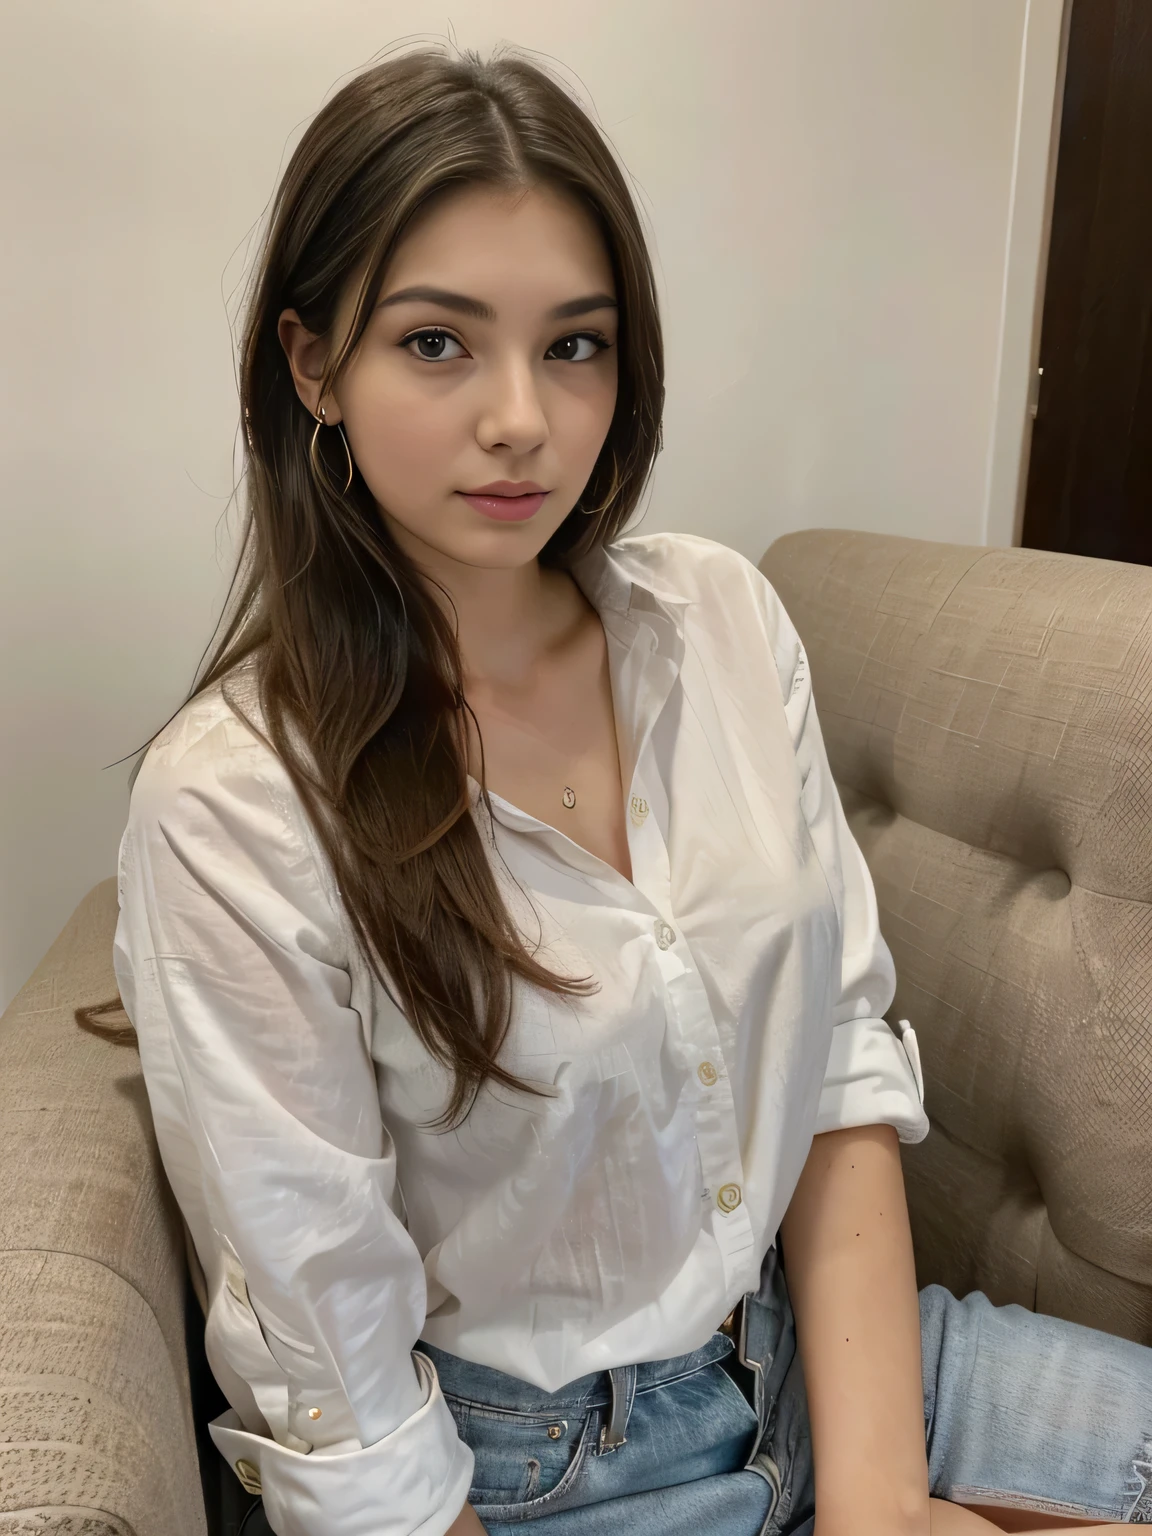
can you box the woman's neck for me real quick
[395,530,590,688]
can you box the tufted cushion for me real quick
[760,530,1152,1345]
[0,878,206,1535]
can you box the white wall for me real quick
[0,0,1064,1007]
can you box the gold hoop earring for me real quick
[310,404,354,495]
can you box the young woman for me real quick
[106,46,1151,1536]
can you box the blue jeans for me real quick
[238,1251,1152,1533]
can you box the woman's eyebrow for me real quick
[374,285,617,321]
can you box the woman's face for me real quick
[279,180,620,576]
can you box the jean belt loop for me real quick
[599,1364,637,1453]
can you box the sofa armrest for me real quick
[0,878,207,1534]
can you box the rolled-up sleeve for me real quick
[112,713,474,1535]
[769,591,930,1146]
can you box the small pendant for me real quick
[562,786,576,809]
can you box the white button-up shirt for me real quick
[112,532,928,1536]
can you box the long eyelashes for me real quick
[399,328,465,361]
[546,331,612,362]
[398,326,613,362]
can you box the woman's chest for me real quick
[371,645,841,1134]
[463,616,633,881]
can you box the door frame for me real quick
[982,0,1074,549]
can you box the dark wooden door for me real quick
[1021,0,1152,562]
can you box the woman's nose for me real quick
[476,360,549,455]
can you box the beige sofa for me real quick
[2,531,1149,1535]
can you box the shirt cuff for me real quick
[208,1349,475,1536]
[814,1016,930,1145]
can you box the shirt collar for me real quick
[567,538,692,636]
[467,538,690,851]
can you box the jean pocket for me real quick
[703,1363,768,1480]
[446,1397,596,1519]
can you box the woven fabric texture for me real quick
[0,878,206,1534]
[761,530,1152,1344]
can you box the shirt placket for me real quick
[630,780,754,1287]
[479,594,757,1293]
[614,617,756,1290]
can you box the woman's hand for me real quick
[928,1501,1116,1534]
[927,1502,1015,1533]
[818,1499,1117,1536]
[815,1499,984,1536]
[445,1500,489,1535]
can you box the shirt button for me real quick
[654,919,676,950]
[716,1183,742,1213]
[629,795,650,826]
[307,1406,322,1420]
[697,1061,718,1087]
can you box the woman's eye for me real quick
[546,333,608,363]
[403,329,466,361]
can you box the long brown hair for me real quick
[77,44,664,1128]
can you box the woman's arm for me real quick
[113,723,474,1535]
[779,1129,1120,1536]
[781,1121,930,1536]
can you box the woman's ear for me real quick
[277,309,342,423]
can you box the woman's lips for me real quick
[457,491,548,521]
